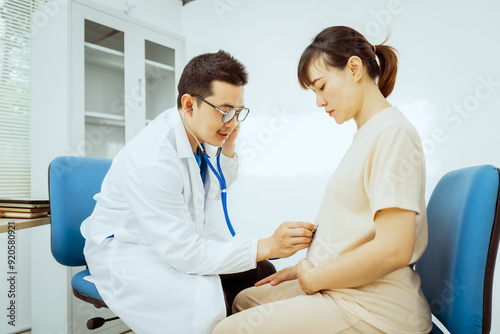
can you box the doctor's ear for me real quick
[180,94,195,113]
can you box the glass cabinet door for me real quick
[144,40,176,124]
[84,19,126,158]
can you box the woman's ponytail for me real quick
[374,44,398,98]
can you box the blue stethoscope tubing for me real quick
[203,149,236,237]
[182,109,237,237]
[205,149,278,259]
[183,109,279,259]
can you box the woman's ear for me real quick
[346,56,363,82]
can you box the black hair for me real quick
[177,50,248,109]
[298,26,398,98]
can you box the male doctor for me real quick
[81,50,316,334]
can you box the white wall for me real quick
[182,0,500,332]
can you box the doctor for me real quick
[81,50,316,334]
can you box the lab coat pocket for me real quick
[107,240,161,299]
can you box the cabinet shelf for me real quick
[145,62,175,86]
[85,111,125,126]
[85,42,124,56]
[85,42,124,72]
[145,59,174,71]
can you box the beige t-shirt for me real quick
[307,107,432,333]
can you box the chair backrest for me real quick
[49,156,112,267]
[415,165,500,334]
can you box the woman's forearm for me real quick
[299,209,416,294]
[308,239,407,292]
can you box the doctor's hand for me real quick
[256,221,316,262]
[255,265,297,287]
[221,123,240,158]
[297,258,319,295]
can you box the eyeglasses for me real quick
[191,94,250,123]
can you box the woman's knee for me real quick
[211,319,229,334]
[232,286,259,314]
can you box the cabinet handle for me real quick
[139,78,142,106]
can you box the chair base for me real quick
[73,288,107,309]
[73,288,121,330]
[87,316,120,330]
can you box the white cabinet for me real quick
[71,2,184,159]
[30,1,185,333]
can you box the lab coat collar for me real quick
[170,107,218,159]
[168,107,195,159]
[168,107,211,230]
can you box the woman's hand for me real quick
[255,265,297,287]
[297,258,318,295]
[257,221,316,261]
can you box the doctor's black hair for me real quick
[298,26,398,98]
[177,50,248,109]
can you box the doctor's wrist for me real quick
[256,238,272,262]
[221,145,236,158]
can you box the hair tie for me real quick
[373,45,377,54]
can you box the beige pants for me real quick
[212,280,385,334]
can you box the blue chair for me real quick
[49,156,116,330]
[415,165,500,334]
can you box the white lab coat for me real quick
[81,107,258,334]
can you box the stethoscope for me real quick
[182,109,237,237]
[182,110,295,260]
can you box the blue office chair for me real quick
[49,156,116,330]
[415,165,500,334]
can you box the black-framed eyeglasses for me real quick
[191,94,250,123]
